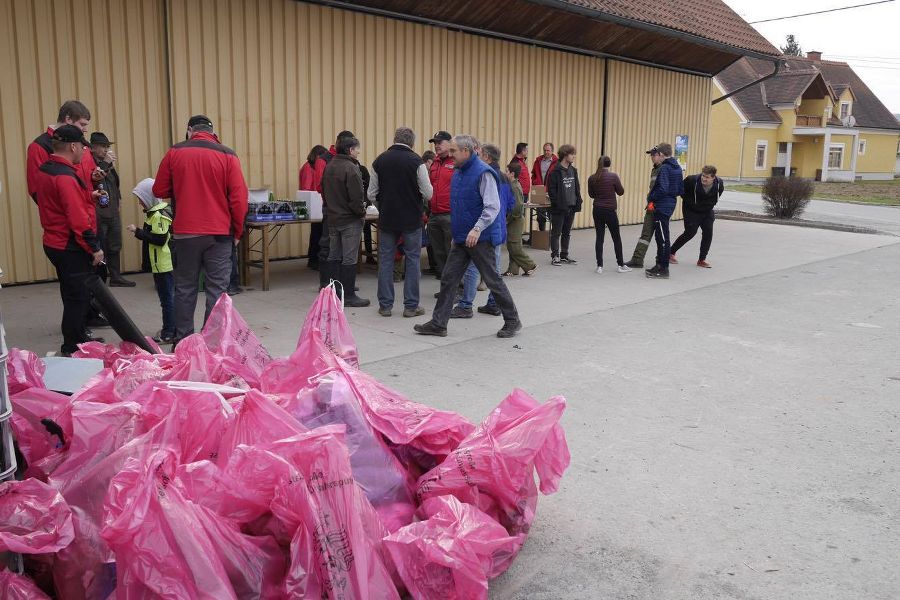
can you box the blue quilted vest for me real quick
[450,153,502,245]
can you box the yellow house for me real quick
[709,52,900,181]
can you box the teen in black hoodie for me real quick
[670,165,724,268]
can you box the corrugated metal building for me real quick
[0,0,780,284]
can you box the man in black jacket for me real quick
[670,165,723,268]
[545,144,582,266]
[369,127,433,317]
[90,132,135,287]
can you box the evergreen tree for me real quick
[781,35,802,56]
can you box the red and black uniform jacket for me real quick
[27,127,97,201]
[36,155,100,255]
[513,155,531,196]
[428,154,454,215]
[152,131,249,239]
[531,154,558,187]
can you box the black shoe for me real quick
[645,266,669,279]
[449,306,473,319]
[307,261,320,271]
[497,320,523,338]
[625,259,643,269]
[434,291,441,298]
[560,257,578,265]
[226,286,244,296]
[414,321,448,337]
[339,265,370,307]
[320,260,339,290]
[477,304,501,316]
[153,331,176,344]
[109,278,137,287]
[86,315,110,328]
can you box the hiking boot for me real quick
[414,321,448,337]
[477,304,501,316]
[403,306,426,318]
[339,265,370,307]
[449,306,473,319]
[378,306,392,317]
[561,257,578,265]
[551,257,562,266]
[697,260,712,268]
[669,254,679,264]
[595,266,603,274]
[497,320,523,338]
[645,266,669,279]
[617,264,632,273]
[624,260,643,269]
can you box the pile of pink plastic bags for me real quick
[1,286,569,599]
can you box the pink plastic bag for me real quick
[0,569,52,600]
[5,348,46,394]
[384,495,518,600]
[415,390,569,574]
[71,340,155,368]
[102,450,285,600]
[0,478,74,554]
[265,427,400,599]
[166,334,251,388]
[9,388,73,478]
[202,294,273,388]
[336,362,475,458]
[218,389,307,463]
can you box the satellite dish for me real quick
[842,115,857,127]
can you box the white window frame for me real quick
[858,139,867,156]
[840,101,852,119]
[824,106,833,120]
[828,143,844,169]
[754,140,768,171]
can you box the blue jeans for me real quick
[154,271,175,338]
[458,244,501,309]
[378,228,422,309]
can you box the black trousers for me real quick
[44,246,93,353]
[671,210,715,261]
[550,208,576,259]
[592,207,624,267]
[307,222,323,267]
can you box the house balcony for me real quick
[795,115,823,127]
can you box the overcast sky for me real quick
[724,0,900,114]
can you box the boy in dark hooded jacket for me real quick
[670,165,723,268]
[645,143,683,279]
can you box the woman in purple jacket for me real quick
[588,156,629,273]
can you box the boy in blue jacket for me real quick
[645,143,683,279]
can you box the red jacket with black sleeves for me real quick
[299,157,328,193]
[152,131,249,239]
[27,127,97,202]
[531,154,558,187]
[428,154,454,214]
[35,155,101,254]
[513,155,531,196]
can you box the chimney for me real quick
[807,51,822,62]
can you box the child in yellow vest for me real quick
[127,178,175,343]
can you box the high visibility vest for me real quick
[145,203,173,273]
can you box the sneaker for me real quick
[523,265,537,276]
[477,304,501,316]
[378,307,392,317]
[561,257,578,265]
[551,257,562,266]
[669,254,679,264]
[449,306,473,319]
[697,260,712,268]
[414,321,448,337]
[109,278,137,287]
[617,265,632,273]
[624,259,643,269]
[497,320,523,338]
[502,271,517,277]
[152,331,176,344]
[403,306,426,318]
[645,267,669,279]
[226,286,244,296]
[595,266,603,274]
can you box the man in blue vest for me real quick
[414,135,522,338]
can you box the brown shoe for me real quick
[697,260,712,268]
[669,254,679,264]
[403,306,425,318]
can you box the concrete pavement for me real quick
[2,216,899,599]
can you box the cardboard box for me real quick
[530,185,549,206]
[530,229,550,250]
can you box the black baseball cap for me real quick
[429,131,452,144]
[645,145,661,155]
[52,125,91,146]
[187,114,213,128]
[90,132,114,146]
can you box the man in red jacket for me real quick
[153,115,249,341]
[512,142,531,199]
[531,142,558,231]
[34,125,106,356]
[426,130,454,277]
[27,100,102,202]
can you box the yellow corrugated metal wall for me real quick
[606,61,712,224]
[0,0,170,284]
[1,0,713,284]
[165,0,607,260]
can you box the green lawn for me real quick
[729,179,900,206]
